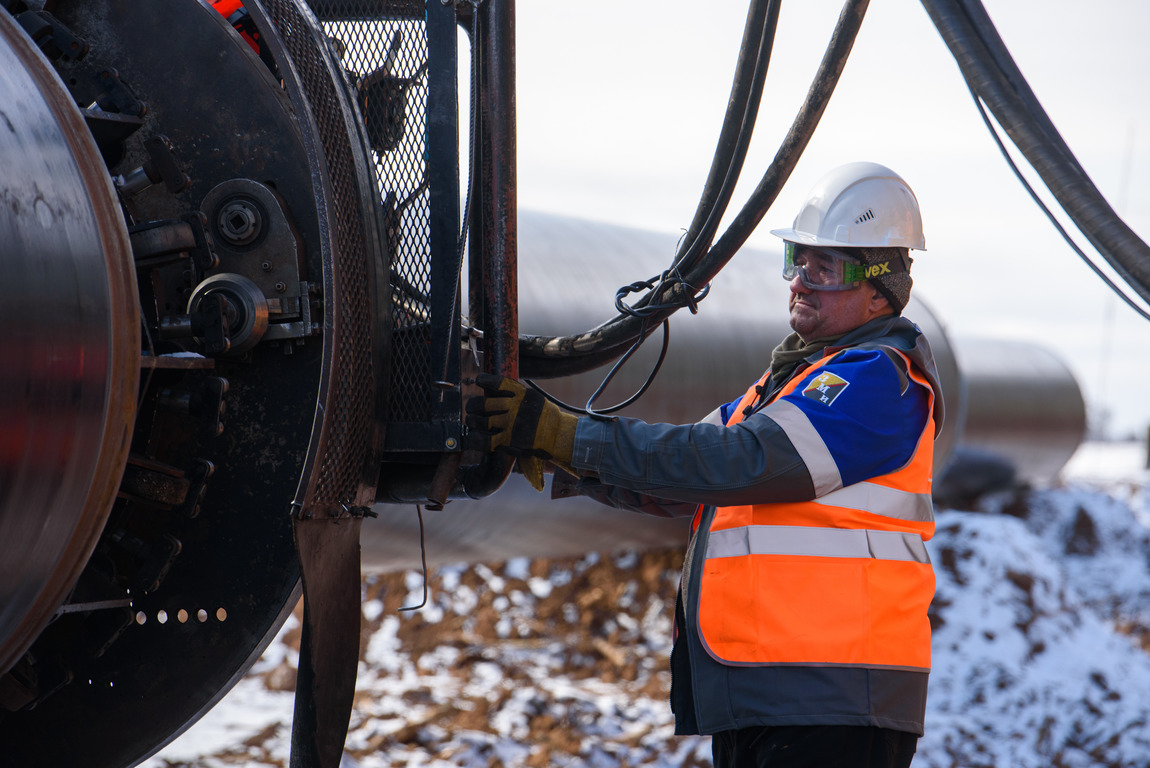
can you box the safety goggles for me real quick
[782,242,868,291]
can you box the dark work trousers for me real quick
[711,725,918,768]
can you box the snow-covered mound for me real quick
[923,490,1150,767]
[147,442,1150,768]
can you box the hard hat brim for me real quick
[769,227,926,250]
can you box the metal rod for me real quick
[461,0,518,499]
[480,0,518,378]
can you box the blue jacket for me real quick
[569,315,943,735]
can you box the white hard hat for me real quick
[770,161,926,250]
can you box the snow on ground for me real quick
[145,442,1150,768]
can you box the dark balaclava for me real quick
[858,246,913,313]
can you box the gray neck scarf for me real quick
[768,332,842,387]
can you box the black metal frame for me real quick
[316,0,517,503]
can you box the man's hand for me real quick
[465,374,579,490]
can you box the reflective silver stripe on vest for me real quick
[706,525,931,564]
[763,399,842,496]
[813,482,934,523]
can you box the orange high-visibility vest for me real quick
[695,348,935,671]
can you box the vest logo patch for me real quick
[802,372,850,406]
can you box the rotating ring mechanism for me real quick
[0,1,387,765]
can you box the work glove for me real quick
[465,373,579,491]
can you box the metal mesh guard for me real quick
[262,0,377,507]
[323,4,434,426]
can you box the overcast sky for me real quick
[502,0,1150,437]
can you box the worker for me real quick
[466,161,943,768]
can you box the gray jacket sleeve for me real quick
[571,479,700,519]
[570,411,816,511]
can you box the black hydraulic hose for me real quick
[520,0,870,379]
[517,0,779,378]
[947,0,1148,297]
[584,0,779,337]
[704,0,868,279]
[969,88,1150,324]
[920,0,1150,304]
[524,0,778,376]
[673,0,778,271]
[951,0,1095,196]
[600,0,779,329]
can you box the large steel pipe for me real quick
[363,211,1085,571]
[947,336,1086,485]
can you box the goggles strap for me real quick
[848,255,909,282]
